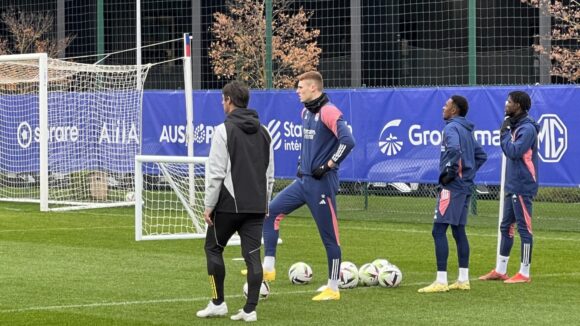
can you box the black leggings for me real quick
[204,212,264,313]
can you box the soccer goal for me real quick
[135,155,209,241]
[0,53,150,211]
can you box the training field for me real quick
[1,197,579,325]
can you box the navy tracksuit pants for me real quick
[500,193,534,265]
[263,171,341,282]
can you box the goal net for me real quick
[135,155,208,241]
[0,53,150,211]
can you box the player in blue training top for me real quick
[480,90,539,284]
[418,95,487,293]
[262,71,355,301]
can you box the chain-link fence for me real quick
[268,178,580,234]
[2,1,577,89]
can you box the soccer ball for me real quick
[288,262,313,284]
[358,263,379,286]
[372,258,391,271]
[338,261,359,289]
[243,281,270,299]
[378,265,403,288]
[125,191,135,202]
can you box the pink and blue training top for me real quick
[297,100,355,176]
[501,115,540,197]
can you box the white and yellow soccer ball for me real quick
[372,258,391,271]
[288,262,313,284]
[378,265,403,288]
[338,261,359,289]
[243,281,271,299]
[125,191,135,202]
[358,263,380,286]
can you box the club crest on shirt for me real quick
[315,113,320,121]
[304,129,316,140]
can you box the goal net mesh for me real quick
[0,57,150,210]
[136,157,207,240]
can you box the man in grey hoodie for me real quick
[197,81,274,322]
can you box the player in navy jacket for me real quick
[262,71,355,301]
[419,95,487,293]
[480,91,540,284]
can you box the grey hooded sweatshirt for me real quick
[205,108,274,214]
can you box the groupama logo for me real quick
[378,119,404,156]
[379,114,568,164]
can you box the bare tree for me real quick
[0,8,74,57]
[0,38,8,55]
[522,0,580,82]
[209,0,321,88]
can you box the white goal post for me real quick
[0,53,151,211]
[134,155,279,247]
[135,155,210,241]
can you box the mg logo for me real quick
[379,119,403,156]
[267,119,282,150]
[538,114,567,163]
[17,121,33,149]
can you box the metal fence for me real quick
[2,1,577,89]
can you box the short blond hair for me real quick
[297,71,323,90]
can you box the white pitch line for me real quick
[0,226,132,233]
[0,297,211,314]
[66,212,132,218]
[0,207,24,211]
[2,272,579,314]
[0,208,130,217]
[0,291,301,314]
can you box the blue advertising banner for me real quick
[0,92,140,173]
[348,86,578,187]
[2,86,578,187]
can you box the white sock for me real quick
[263,256,275,272]
[496,255,509,275]
[327,279,339,291]
[458,268,469,282]
[519,263,530,277]
[436,271,448,285]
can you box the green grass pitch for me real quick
[1,197,579,325]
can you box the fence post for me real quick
[265,0,273,89]
[468,0,477,85]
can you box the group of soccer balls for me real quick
[242,258,403,300]
[289,258,403,289]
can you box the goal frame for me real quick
[0,53,50,210]
[0,52,150,211]
[135,155,209,241]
